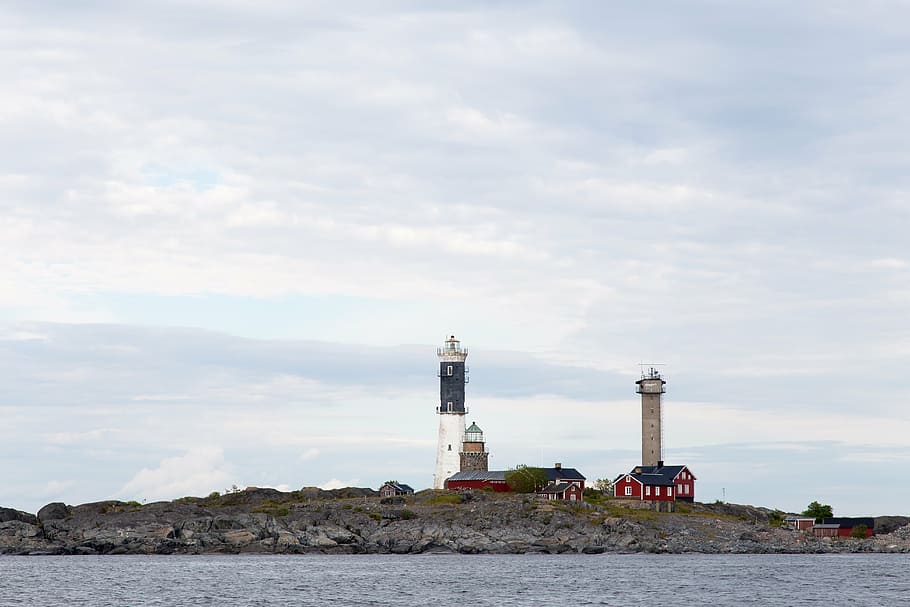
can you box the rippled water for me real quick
[1,553,908,606]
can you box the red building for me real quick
[445,464,586,493]
[537,481,583,502]
[613,464,696,502]
[444,470,511,492]
[812,517,874,538]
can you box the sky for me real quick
[1,1,908,517]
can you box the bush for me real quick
[851,524,869,539]
[769,510,786,527]
[400,509,417,520]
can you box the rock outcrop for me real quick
[2,489,909,555]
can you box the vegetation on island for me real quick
[504,465,548,493]
[802,500,833,523]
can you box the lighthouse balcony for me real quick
[436,406,468,414]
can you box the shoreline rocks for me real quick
[2,489,908,556]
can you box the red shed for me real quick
[445,470,511,492]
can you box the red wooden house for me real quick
[613,463,696,503]
[537,481,584,502]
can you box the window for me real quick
[447,401,453,412]
[668,487,673,497]
[624,486,632,496]
[447,444,451,451]
[447,365,453,376]
[655,487,660,496]
[645,486,650,496]
[570,494,577,501]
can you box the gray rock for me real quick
[0,508,38,525]
[37,502,71,522]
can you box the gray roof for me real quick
[446,470,507,482]
[448,467,585,485]
[538,481,577,494]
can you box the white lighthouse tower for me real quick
[433,335,468,489]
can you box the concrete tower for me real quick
[636,367,666,467]
[459,421,489,472]
[433,335,468,489]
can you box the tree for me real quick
[504,465,548,493]
[593,478,613,495]
[802,500,833,523]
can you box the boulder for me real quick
[37,502,71,522]
[0,507,38,525]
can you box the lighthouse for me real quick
[636,367,666,467]
[459,421,489,472]
[433,335,468,489]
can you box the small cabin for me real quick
[379,482,414,498]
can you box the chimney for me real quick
[554,462,562,469]
[657,460,664,468]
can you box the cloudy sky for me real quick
[2,1,908,516]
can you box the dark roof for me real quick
[381,482,414,493]
[543,467,585,481]
[822,517,874,529]
[538,481,578,494]
[614,464,693,487]
[446,470,507,482]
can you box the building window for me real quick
[668,487,673,497]
[624,486,632,496]
[645,486,650,496]
[655,487,660,496]
[447,365,453,376]
[447,444,451,451]
[447,401,453,412]
[570,494,576,501]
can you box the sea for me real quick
[1,553,908,606]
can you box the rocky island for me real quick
[2,488,909,556]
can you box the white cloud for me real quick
[318,478,361,490]
[118,447,232,502]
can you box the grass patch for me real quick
[424,494,463,506]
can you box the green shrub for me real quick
[851,524,868,539]
[400,509,417,520]
[769,510,786,527]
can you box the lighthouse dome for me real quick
[464,422,484,443]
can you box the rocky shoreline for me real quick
[2,488,909,556]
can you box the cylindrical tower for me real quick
[636,367,666,467]
[459,421,488,472]
[433,335,469,489]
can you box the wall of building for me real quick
[433,414,466,489]
[459,451,488,472]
